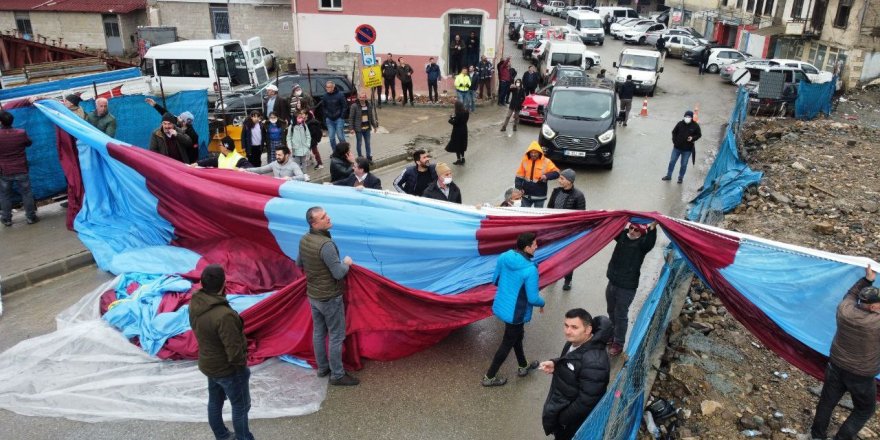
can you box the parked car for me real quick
[523,38,543,59]
[543,1,566,16]
[771,58,836,85]
[544,64,589,87]
[662,34,700,57]
[520,84,553,125]
[720,59,777,81]
[530,0,546,12]
[518,23,544,48]
[705,49,749,73]
[537,76,618,169]
[644,28,708,47]
[566,10,605,45]
[613,48,663,96]
[683,43,732,66]
[215,70,356,126]
[744,66,812,115]
[622,22,666,45]
[611,18,654,40]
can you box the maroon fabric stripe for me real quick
[54,128,83,230]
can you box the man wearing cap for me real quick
[662,111,702,184]
[145,98,200,163]
[194,136,251,170]
[422,162,462,204]
[189,264,254,440]
[63,94,86,119]
[298,206,359,386]
[148,114,193,164]
[263,84,290,123]
[547,169,586,291]
[86,97,117,137]
[604,221,657,357]
[810,265,880,440]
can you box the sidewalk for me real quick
[0,100,509,294]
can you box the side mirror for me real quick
[537,105,545,115]
[613,62,618,68]
[659,67,664,73]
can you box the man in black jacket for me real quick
[422,162,462,203]
[522,65,541,96]
[540,309,611,440]
[323,81,348,151]
[548,169,586,291]
[698,47,711,75]
[605,222,657,356]
[662,110,702,183]
[618,75,636,126]
[397,57,415,106]
[381,54,398,105]
[333,157,382,190]
[189,265,254,440]
[393,149,437,196]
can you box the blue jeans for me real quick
[325,117,346,151]
[207,367,253,440]
[0,173,36,222]
[666,148,693,179]
[521,196,545,208]
[309,295,347,380]
[498,80,511,105]
[465,90,476,112]
[456,90,468,106]
[355,130,372,159]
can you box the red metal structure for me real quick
[0,33,136,71]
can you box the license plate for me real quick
[565,150,586,157]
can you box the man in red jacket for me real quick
[0,110,37,226]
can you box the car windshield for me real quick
[551,52,583,67]
[633,23,652,31]
[620,54,658,71]
[559,69,586,79]
[688,28,705,39]
[550,90,613,120]
[579,18,602,27]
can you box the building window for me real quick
[14,12,32,38]
[736,0,744,8]
[319,0,343,10]
[833,0,852,28]
[210,5,230,39]
[104,22,120,38]
[746,0,755,12]
[790,0,804,18]
[763,0,774,15]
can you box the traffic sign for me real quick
[361,66,382,88]
[360,45,376,66]
[355,24,376,46]
[732,68,751,87]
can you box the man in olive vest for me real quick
[297,206,359,386]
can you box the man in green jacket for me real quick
[189,264,254,440]
[298,206,359,386]
[85,97,117,137]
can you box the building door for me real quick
[103,15,123,55]
[448,14,483,75]
[210,5,231,40]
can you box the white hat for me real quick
[266,84,278,92]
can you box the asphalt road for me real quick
[0,6,737,439]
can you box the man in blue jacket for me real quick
[426,57,441,104]
[482,231,546,387]
[322,81,348,152]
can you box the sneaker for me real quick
[500,127,507,132]
[517,360,539,377]
[481,375,508,387]
[623,122,627,126]
[677,177,683,184]
[26,217,39,225]
[315,164,324,170]
[2,219,11,227]
[608,342,623,357]
[316,368,331,378]
[562,282,572,291]
[661,175,671,181]
[330,373,360,386]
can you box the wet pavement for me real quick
[0,5,738,439]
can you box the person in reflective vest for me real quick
[193,137,252,170]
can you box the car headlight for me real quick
[643,79,655,85]
[616,76,625,82]
[215,101,226,110]
[598,129,614,144]
[542,124,557,139]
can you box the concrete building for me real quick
[0,0,148,56]
[291,0,506,93]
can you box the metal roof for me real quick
[1,0,146,14]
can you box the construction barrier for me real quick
[795,77,836,120]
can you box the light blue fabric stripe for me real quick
[34,100,176,272]
[719,239,880,379]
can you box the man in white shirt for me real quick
[243,146,309,181]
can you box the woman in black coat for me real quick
[445,100,470,165]
[329,142,354,182]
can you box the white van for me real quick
[612,48,663,96]
[594,6,639,27]
[141,38,269,100]
[539,41,601,82]
[566,10,605,45]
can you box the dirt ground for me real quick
[647,87,880,440]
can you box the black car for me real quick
[683,43,731,65]
[537,76,618,169]
[214,70,356,125]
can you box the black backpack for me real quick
[509,66,518,80]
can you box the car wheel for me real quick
[648,83,656,97]
[707,64,719,74]
[639,36,646,45]
[603,161,614,170]
[599,40,604,46]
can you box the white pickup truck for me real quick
[543,1,566,16]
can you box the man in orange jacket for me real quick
[515,141,560,208]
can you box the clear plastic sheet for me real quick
[0,276,326,422]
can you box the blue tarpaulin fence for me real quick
[7,90,209,200]
[795,77,836,120]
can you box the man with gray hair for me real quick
[297,206,359,386]
[86,97,117,137]
[547,169,586,291]
[810,265,880,440]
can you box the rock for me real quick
[740,416,759,429]
[753,415,765,427]
[862,201,879,213]
[847,139,858,147]
[701,399,723,416]
[689,321,714,334]
[782,133,799,142]
[814,221,835,235]
[791,162,808,172]
[859,427,877,439]
[770,192,791,204]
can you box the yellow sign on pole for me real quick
[361,65,383,88]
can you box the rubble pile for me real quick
[649,92,880,439]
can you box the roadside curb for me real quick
[1,250,95,295]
